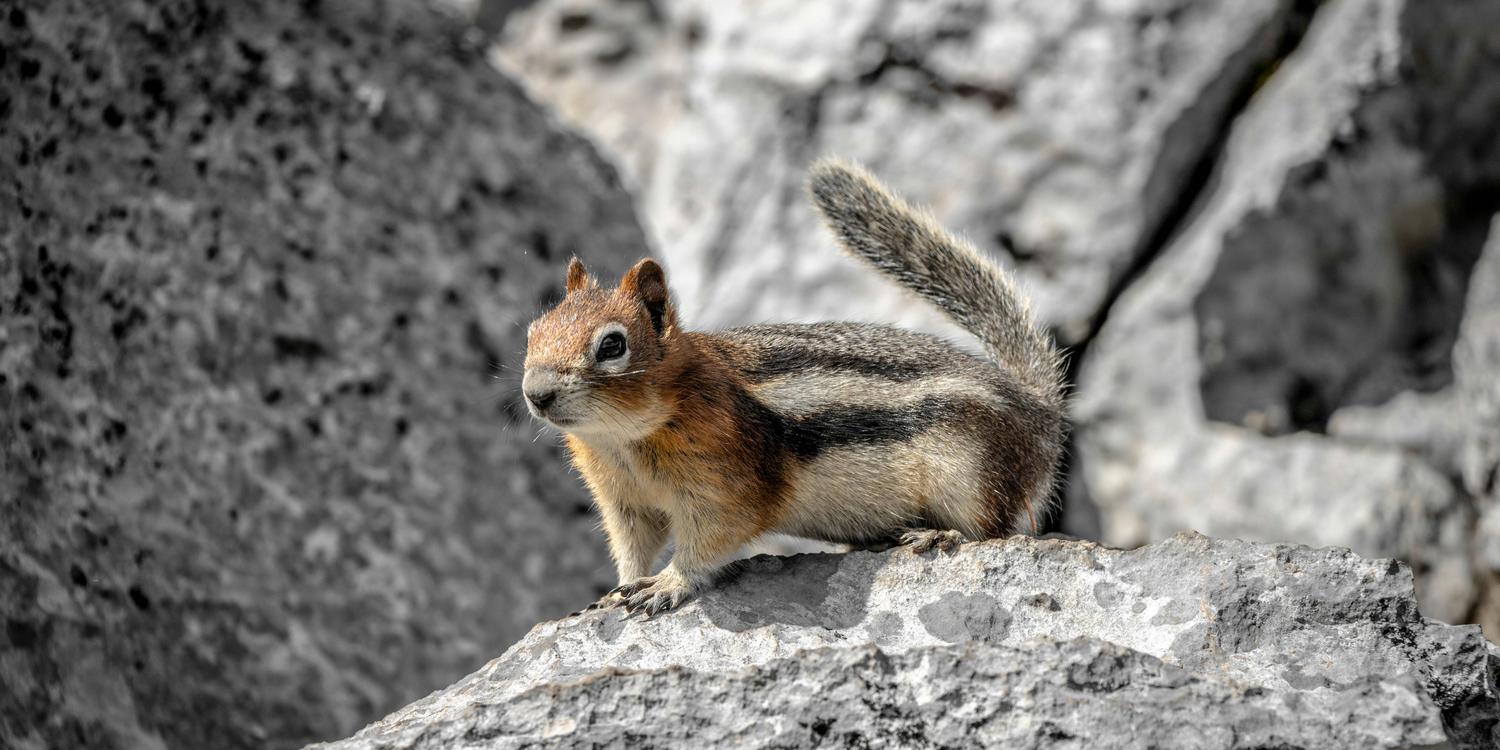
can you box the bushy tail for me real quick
[807,158,1064,406]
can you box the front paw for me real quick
[582,579,641,612]
[598,570,697,616]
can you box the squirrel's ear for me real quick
[565,257,598,294]
[620,258,669,335]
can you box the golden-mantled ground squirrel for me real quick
[523,159,1066,615]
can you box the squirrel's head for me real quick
[522,257,677,439]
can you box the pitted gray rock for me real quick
[315,534,1500,749]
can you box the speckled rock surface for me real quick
[0,0,646,748]
[495,0,1305,344]
[315,534,1500,749]
[1072,0,1500,626]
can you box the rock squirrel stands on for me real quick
[522,159,1066,614]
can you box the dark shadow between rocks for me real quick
[1196,176,1498,436]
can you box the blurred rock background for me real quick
[1,0,642,748]
[3,0,1498,747]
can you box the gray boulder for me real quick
[314,534,1500,749]
[0,0,644,747]
[496,0,1307,343]
[1072,0,1500,625]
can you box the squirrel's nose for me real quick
[526,389,558,412]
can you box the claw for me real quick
[655,591,685,615]
[585,588,632,612]
[610,576,655,598]
[613,573,694,617]
[623,594,652,616]
[902,529,965,554]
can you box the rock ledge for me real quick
[316,533,1499,749]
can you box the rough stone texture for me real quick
[495,0,1306,344]
[1072,0,1500,626]
[314,534,1500,749]
[0,1,646,748]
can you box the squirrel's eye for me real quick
[596,331,627,361]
